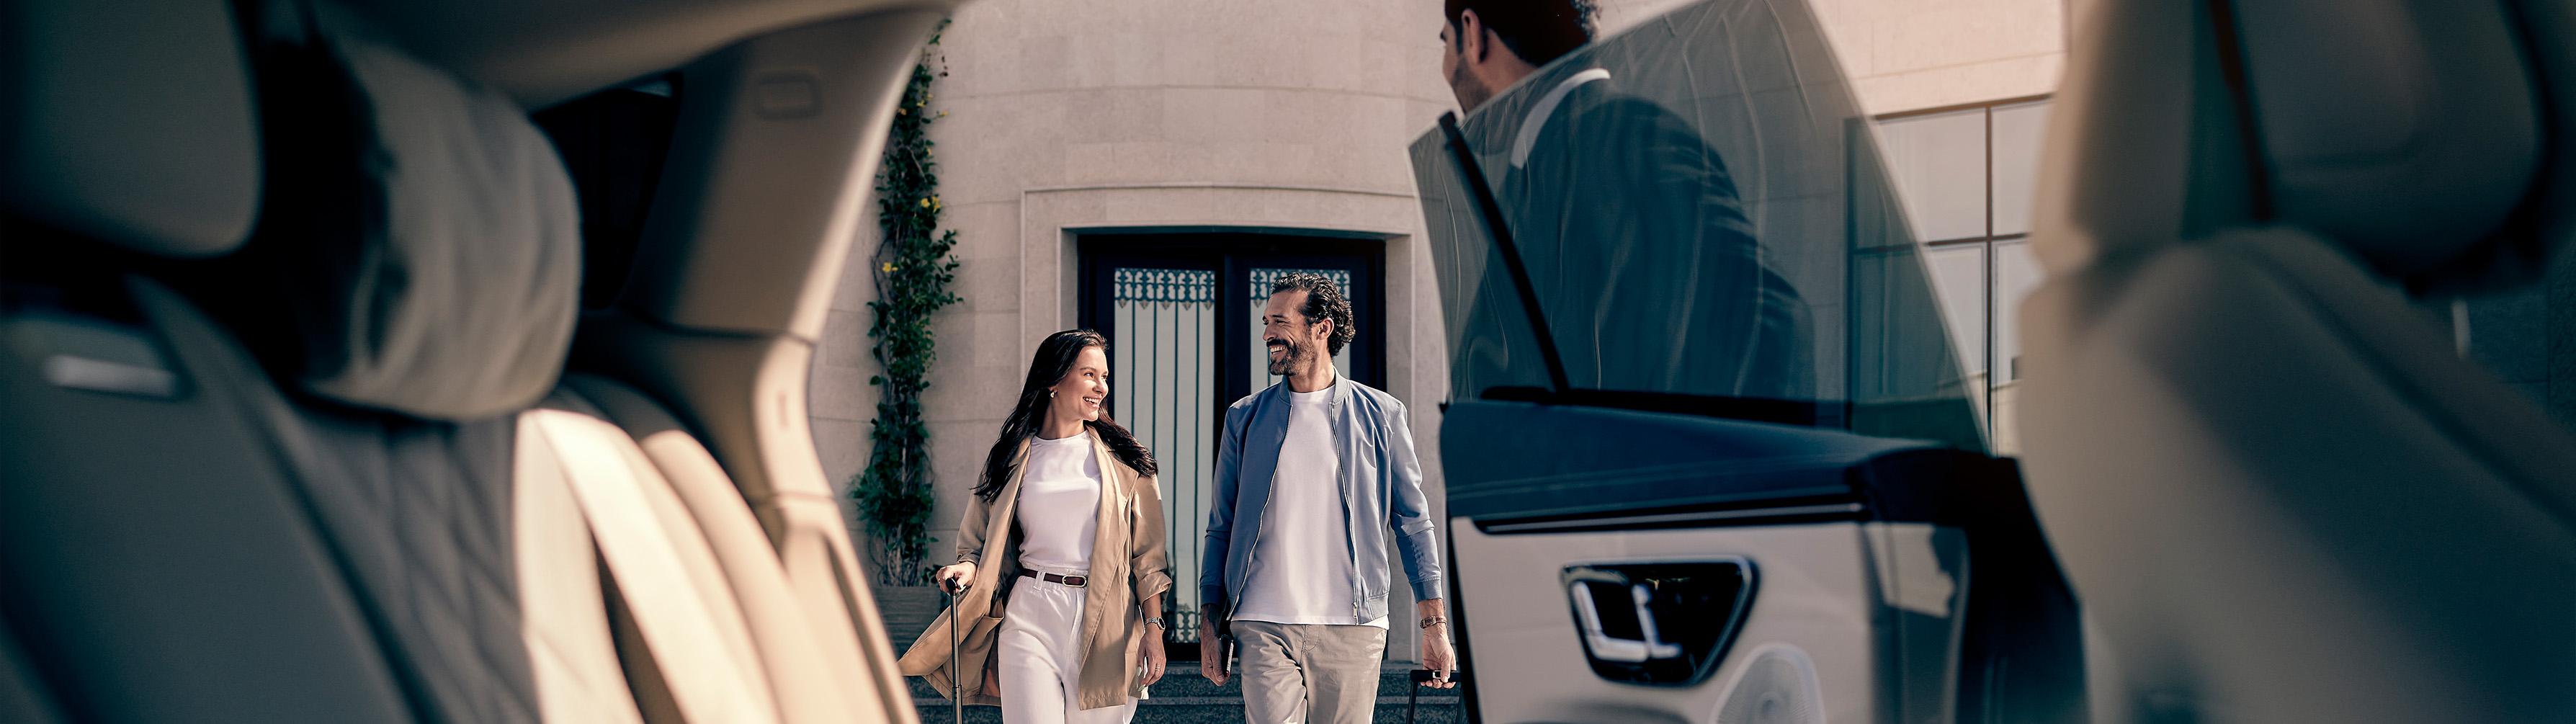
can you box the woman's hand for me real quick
[933,561,976,593]
[1135,623,1168,686]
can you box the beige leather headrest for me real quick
[289,9,580,421]
[2237,0,2544,286]
[2041,0,2574,292]
[0,0,261,256]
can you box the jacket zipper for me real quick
[1332,389,1363,621]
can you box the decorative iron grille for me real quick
[1115,267,1219,308]
[1111,267,1217,640]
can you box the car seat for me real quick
[2,0,926,721]
[2,0,420,719]
[2019,0,2576,721]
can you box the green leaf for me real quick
[854,22,965,586]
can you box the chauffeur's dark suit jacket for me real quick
[1475,76,1812,401]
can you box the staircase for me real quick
[904,661,1463,724]
[875,586,947,651]
[879,588,1461,723]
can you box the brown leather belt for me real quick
[1019,569,1087,587]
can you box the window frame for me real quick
[1869,94,2053,445]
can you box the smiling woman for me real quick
[901,329,1171,720]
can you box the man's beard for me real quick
[1447,58,1493,112]
[1266,341,1310,376]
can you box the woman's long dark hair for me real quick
[975,329,1159,501]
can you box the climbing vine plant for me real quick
[855,22,961,587]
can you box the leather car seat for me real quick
[1,0,419,720]
[4,1,885,722]
[2021,0,2576,721]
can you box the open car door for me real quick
[1409,1,2083,722]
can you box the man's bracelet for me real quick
[1143,617,1166,628]
[1419,615,1448,629]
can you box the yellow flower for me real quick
[918,197,931,207]
[882,262,899,273]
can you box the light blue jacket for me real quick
[1201,375,1443,628]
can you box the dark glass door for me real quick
[1078,233,1383,654]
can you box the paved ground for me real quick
[905,662,1462,724]
[883,588,1462,723]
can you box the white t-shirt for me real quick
[1233,385,1385,627]
[1015,430,1102,572]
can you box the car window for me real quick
[1408,0,1985,451]
[533,75,681,310]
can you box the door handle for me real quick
[1559,561,1755,686]
[1567,580,1682,662]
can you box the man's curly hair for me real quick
[1270,272,1356,356]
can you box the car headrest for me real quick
[0,0,261,256]
[313,9,579,420]
[2239,0,2549,289]
[203,4,579,421]
[2043,0,2574,293]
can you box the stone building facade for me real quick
[815,0,2072,661]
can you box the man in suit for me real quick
[1441,0,1811,401]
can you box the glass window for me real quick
[1875,110,1990,242]
[1106,266,1215,633]
[532,79,683,310]
[1992,241,2044,383]
[1861,97,2053,444]
[1926,244,1988,376]
[1080,236,1382,642]
[1408,0,1988,450]
[1990,102,2053,237]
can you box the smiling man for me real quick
[1199,272,1452,724]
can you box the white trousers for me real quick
[997,568,1137,724]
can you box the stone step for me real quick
[910,700,1463,724]
[1150,663,1455,700]
[872,586,949,649]
[905,663,1454,700]
[906,661,1462,724]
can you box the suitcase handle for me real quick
[1406,668,1446,724]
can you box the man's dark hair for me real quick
[1270,272,1356,356]
[1445,0,1597,67]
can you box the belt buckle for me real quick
[1060,574,1087,587]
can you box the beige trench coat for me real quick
[898,434,1172,710]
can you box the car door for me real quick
[1408,1,2082,721]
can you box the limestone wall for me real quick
[813,0,2070,661]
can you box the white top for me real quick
[1233,385,1385,627]
[1015,430,1103,573]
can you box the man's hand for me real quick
[1420,630,1459,689]
[1418,598,1458,689]
[1199,619,1228,685]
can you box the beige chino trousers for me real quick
[1231,620,1387,724]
